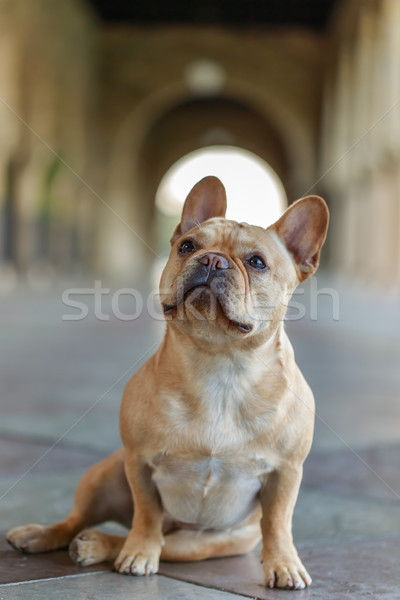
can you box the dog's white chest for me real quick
[150,452,270,529]
[153,358,274,528]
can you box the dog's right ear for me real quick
[170,176,227,245]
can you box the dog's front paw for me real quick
[114,539,161,576]
[262,553,312,590]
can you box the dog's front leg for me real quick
[260,466,311,590]
[115,453,163,576]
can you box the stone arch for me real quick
[100,24,325,279]
[102,90,301,280]
[140,95,289,200]
[139,95,290,245]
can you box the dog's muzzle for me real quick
[163,253,254,334]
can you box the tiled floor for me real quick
[1,275,400,599]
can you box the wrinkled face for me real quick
[160,218,298,340]
[159,176,329,343]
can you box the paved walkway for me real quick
[1,274,400,599]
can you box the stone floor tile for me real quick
[0,471,87,528]
[159,535,400,599]
[0,287,164,454]
[304,444,400,502]
[0,572,249,600]
[0,438,104,477]
[293,488,400,545]
[0,537,109,585]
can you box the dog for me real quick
[7,176,329,590]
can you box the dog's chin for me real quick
[163,286,254,335]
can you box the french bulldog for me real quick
[7,176,329,590]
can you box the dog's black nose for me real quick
[198,253,231,271]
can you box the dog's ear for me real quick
[269,196,329,282]
[170,176,227,245]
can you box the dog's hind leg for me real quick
[68,510,261,568]
[69,530,126,566]
[7,449,132,555]
[161,508,262,562]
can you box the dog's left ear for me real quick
[170,176,227,245]
[269,196,329,282]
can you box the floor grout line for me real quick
[158,571,261,600]
[0,569,111,587]
[0,569,251,598]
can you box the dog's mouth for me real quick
[163,284,253,334]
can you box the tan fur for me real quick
[7,176,329,590]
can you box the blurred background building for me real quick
[0,0,399,290]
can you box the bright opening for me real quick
[155,146,287,226]
[152,146,288,284]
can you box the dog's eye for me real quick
[178,240,196,254]
[248,255,268,270]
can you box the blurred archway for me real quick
[104,94,292,280]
